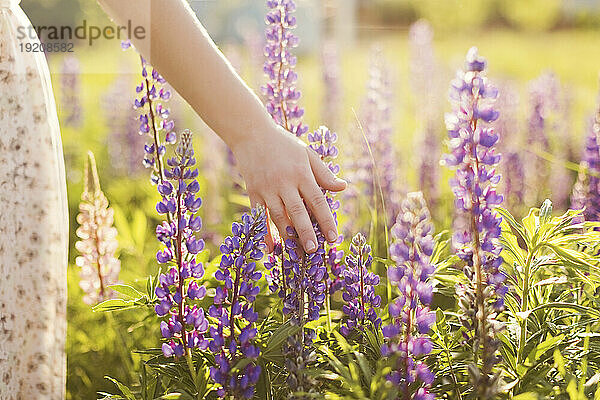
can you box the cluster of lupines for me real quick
[153,130,210,358]
[131,48,176,185]
[409,20,441,209]
[75,151,120,305]
[443,47,506,398]
[60,55,82,127]
[340,233,381,336]
[208,207,267,399]
[262,0,308,137]
[571,99,600,222]
[382,192,436,400]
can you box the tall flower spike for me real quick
[321,39,342,129]
[340,233,381,336]
[153,129,209,358]
[382,192,436,400]
[492,82,524,212]
[524,72,560,205]
[571,103,600,222]
[262,0,308,137]
[352,47,401,226]
[443,47,505,398]
[60,55,82,127]
[208,207,267,399]
[75,151,120,305]
[103,71,145,175]
[307,126,345,296]
[409,20,442,211]
[133,53,176,184]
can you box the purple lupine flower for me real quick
[307,126,345,295]
[409,20,442,211]
[443,47,505,398]
[525,72,560,205]
[153,130,209,358]
[281,226,327,323]
[492,81,525,211]
[75,152,120,305]
[103,70,146,175]
[340,233,381,336]
[132,54,176,184]
[262,0,308,137]
[350,47,401,227]
[208,207,267,399]
[381,192,436,399]
[280,225,326,395]
[571,106,600,221]
[60,55,82,127]
[321,39,342,129]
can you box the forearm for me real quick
[97,0,273,149]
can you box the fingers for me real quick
[282,192,318,253]
[307,149,347,192]
[264,195,293,244]
[300,183,338,244]
[249,192,273,252]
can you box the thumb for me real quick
[307,148,347,192]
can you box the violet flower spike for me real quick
[409,20,442,210]
[382,192,436,400]
[307,126,345,296]
[132,54,176,185]
[262,0,308,137]
[442,47,505,399]
[571,99,600,222]
[340,233,381,336]
[153,130,209,358]
[60,55,82,127]
[208,207,267,399]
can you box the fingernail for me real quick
[327,230,338,242]
[305,240,316,253]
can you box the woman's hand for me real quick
[231,122,346,253]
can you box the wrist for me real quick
[228,116,279,155]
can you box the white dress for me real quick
[0,0,68,398]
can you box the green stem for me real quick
[185,348,197,387]
[517,252,534,365]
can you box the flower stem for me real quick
[517,252,534,365]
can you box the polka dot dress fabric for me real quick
[0,0,68,398]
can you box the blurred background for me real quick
[16,0,600,397]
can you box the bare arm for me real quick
[97,0,346,253]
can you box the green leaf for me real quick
[105,376,137,400]
[157,394,182,399]
[513,393,540,400]
[93,299,135,312]
[539,199,553,225]
[260,321,300,361]
[109,284,144,299]
[526,334,564,365]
